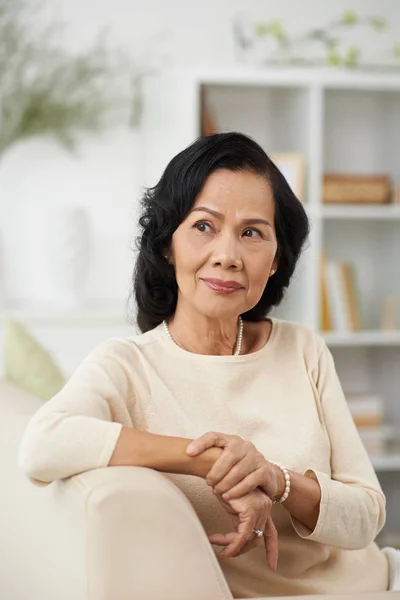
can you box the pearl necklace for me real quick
[163,316,244,356]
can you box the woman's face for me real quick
[169,168,278,320]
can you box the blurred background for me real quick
[0,0,399,547]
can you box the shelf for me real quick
[321,204,400,220]
[370,453,400,471]
[322,331,400,347]
[183,66,400,91]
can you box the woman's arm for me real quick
[289,345,386,549]
[109,427,222,477]
[19,339,222,484]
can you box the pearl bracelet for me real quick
[272,462,291,504]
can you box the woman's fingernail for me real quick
[222,493,229,500]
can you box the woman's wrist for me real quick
[272,463,287,500]
[191,446,223,479]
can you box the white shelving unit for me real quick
[323,330,400,347]
[142,66,400,541]
[321,205,400,220]
[371,454,400,472]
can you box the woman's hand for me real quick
[187,432,284,501]
[211,488,278,570]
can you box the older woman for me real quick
[19,133,396,597]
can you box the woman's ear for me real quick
[270,253,279,276]
[163,247,173,265]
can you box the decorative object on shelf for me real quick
[323,174,391,204]
[381,296,398,331]
[0,0,144,160]
[233,10,400,70]
[270,153,304,202]
[200,87,219,137]
[46,205,92,311]
[320,255,361,332]
[393,186,400,204]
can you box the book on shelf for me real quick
[357,426,394,455]
[320,256,361,332]
[346,392,383,428]
[345,391,393,455]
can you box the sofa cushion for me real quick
[3,317,65,401]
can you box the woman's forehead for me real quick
[192,170,274,215]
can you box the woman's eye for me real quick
[194,221,212,233]
[243,228,262,238]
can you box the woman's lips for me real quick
[201,278,243,295]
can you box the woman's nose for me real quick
[211,234,243,270]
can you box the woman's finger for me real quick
[213,456,256,494]
[218,468,261,499]
[220,531,250,558]
[186,432,228,456]
[264,514,279,571]
[206,450,244,487]
[212,531,257,559]
[220,504,258,558]
[237,512,268,556]
[217,508,268,559]
[235,536,260,555]
[208,532,237,546]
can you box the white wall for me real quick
[0,0,399,370]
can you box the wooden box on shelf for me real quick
[323,174,391,204]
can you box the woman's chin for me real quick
[193,303,244,321]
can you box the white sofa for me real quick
[0,379,397,600]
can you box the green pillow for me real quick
[3,317,65,401]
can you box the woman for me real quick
[19,132,397,597]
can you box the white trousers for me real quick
[382,547,400,591]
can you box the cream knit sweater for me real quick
[19,319,389,597]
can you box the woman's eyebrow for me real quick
[191,206,272,228]
[241,218,272,228]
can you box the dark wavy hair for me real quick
[134,132,309,332]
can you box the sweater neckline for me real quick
[158,317,278,362]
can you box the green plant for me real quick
[0,0,141,157]
[234,9,400,69]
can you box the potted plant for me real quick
[0,0,142,159]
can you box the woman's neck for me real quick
[167,307,240,356]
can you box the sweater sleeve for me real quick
[291,344,386,550]
[18,340,133,485]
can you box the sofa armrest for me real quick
[65,466,232,600]
[0,379,231,600]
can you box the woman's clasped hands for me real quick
[187,432,284,570]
